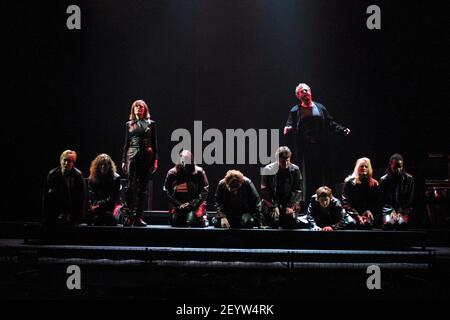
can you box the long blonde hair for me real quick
[348,157,378,187]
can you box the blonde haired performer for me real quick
[342,157,380,229]
[42,150,86,226]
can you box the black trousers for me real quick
[171,210,207,227]
[263,206,309,229]
[297,143,329,203]
[125,158,151,215]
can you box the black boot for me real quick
[122,207,134,227]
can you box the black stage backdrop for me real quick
[3,0,448,221]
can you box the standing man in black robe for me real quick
[284,83,350,202]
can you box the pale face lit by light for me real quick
[358,162,369,176]
[134,103,146,119]
[296,84,312,104]
[61,155,76,172]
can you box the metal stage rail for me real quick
[0,222,432,250]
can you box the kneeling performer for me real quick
[164,150,209,227]
[214,170,262,229]
[261,146,308,229]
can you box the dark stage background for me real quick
[3,0,448,222]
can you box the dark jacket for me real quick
[342,177,380,217]
[164,165,209,210]
[215,177,262,219]
[307,195,345,229]
[261,162,303,208]
[379,172,414,215]
[88,173,121,214]
[122,119,158,166]
[285,102,347,144]
[42,167,86,225]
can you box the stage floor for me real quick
[1,221,449,300]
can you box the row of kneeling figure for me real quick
[43,148,413,231]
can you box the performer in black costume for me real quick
[306,186,355,231]
[164,150,209,227]
[380,153,414,229]
[284,83,350,201]
[214,170,262,229]
[42,150,86,226]
[260,146,308,229]
[121,99,158,226]
[342,157,380,229]
[87,153,122,226]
